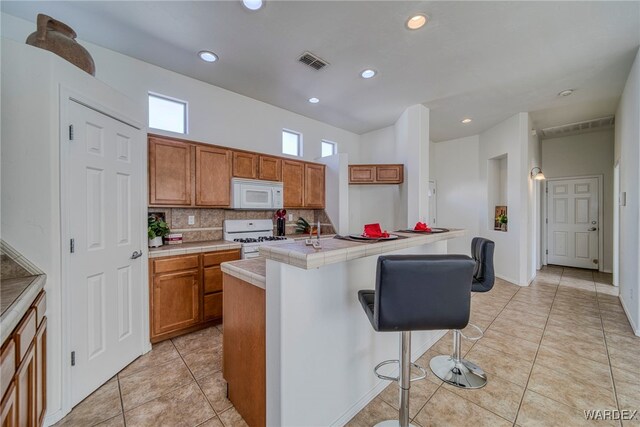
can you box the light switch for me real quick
[188,215,195,225]
[288,213,293,221]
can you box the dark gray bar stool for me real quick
[430,237,495,389]
[358,255,475,427]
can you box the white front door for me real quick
[547,177,599,269]
[66,99,145,406]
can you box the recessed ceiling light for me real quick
[461,118,472,124]
[558,89,574,97]
[308,97,320,104]
[361,69,377,79]
[198,51,218,62]
[406,13,428,30]
[242,0,264,10]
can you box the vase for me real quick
[26,14,96,76]
[149,236,163,248]
[501,223,507,232]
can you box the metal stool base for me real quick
[429,355,487,389]
[374,421,419,427]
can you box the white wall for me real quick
[431,135,482,255]
[614,47,640,335]
[541,129,615,273]
[478,113,531,285]
[1,12,361,172]
[527,115,542,279]
[1,38,147,424]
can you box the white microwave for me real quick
[231,178,284,210]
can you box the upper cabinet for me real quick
[149,136,231,208]
[258,155,282,181]
[148,134,324,209]
[282,160,326,208]
[304,163,325,208]
[196,146,232,206]
[232,152,258,179]
[149,137,192,205]
[348,164,404,185]
[282,160,304,208]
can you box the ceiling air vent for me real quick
[298,51,329,70]
[540,116,615,139]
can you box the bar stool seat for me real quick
[358,255,475,427]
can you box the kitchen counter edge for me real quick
[148,240,242,258]
[1,273,46,344]
[259,229,466,270]
[221,258,266,289]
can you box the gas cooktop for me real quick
[233,236,289,244]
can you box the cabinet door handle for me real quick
[588,227,597,231]
[131,250,143,260]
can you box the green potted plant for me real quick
[295,217,317,235]
[497,214,508,231]
[148,215,170,247]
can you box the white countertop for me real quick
[148,240,242,258]
[220,257,266,289]
[258,229,465,269]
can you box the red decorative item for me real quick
[363,223,390,238]
[414,222,432,232]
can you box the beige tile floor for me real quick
[56,266,639,427]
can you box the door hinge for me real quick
[71,351,76,366]
[70,238,75,253]
[545,218,548,224]
[545,186,548,193]
[69,124,74,141]
[546,249,548,255]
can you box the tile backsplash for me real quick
[148,208,335,243]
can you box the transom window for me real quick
[321,140,337,157]
[282,129,302,157]
[148,93,188,134]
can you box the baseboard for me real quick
[619,296,640,337]
[330,330,446,426]
[495,273,522,286]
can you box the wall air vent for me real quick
[539,116,615,139]
[298,51,329,70]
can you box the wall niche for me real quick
[488,154,508,231]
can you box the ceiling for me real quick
[2,1,639,141]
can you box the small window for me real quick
[282,129,302,156]
[321,140,337,157]
[148,93,187,134]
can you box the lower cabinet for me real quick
[150,249,240,343]
[1,291,47,427]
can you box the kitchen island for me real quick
[221,229,465,427]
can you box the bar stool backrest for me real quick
[471,237,495,293]
[373,255,475,332]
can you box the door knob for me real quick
[588,227,597,231]
[130,250,143,259]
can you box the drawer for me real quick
[204,266,223,294]
[204,292,223,321]
[14,308,36,365]
[203,250,240,267]
[153,254,200,274]
[1,340,15,400]
[32,291,46,327]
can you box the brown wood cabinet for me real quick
[282,160,325,208]
[223,273,265,427]
[282,160,305,208]
[196,146,232,206]
[0,291,46,427]
[152,269,201,337]
[148,134,326,209]
[0,381,17,427]
[304,163,326,208]
[149,137,192,205]
[258,155,282,181]
[149,249,240,343]
[232,152,258,179]
[348,164,404,184]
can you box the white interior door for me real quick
[66,99,145,405]
[547,177,599,269]
[428,180,437,226]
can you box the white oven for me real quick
[231,178,283,210]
